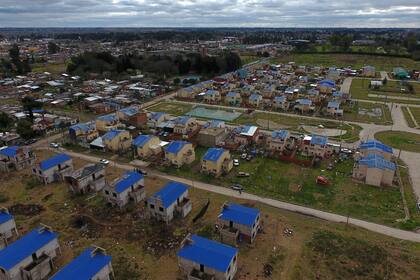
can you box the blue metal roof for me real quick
[358,153,396,171]
[360,140,393,154]
[114,171,144,194]
[175,116,191,125]
[0,227,58,270]
[97,114,118,122]
[177,235,238,272]
[205,90,218,96]
[0,146,19,157]
[332,91,343,97]
[119,107,139,117]
[203,148,226,162]
[150,112,166,121]
[164,141,190,154]
[226,91,238,98]
[249,93,262,101]
[40,153,71,171]
[327,101,340,109]
[271,130,289,140]
[319,79,335,87]
[132,135,153,148]
[296,99,312,105]
[102,130,125,141]
[69,122,95,133]
[274,96,286,102]
[219,203,260,227]
[0,210,13,225]
[310,135,328,146]
[148,182,189,208]
[203,120,224,129]
[50,248,112,280]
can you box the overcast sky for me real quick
[0,0,419,28]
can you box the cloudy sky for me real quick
[0,0,419,28]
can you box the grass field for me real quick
[342,101,392,125]
[31,62,68,74]
[3,150,420,279]
[147,101,193,116]
[375,131,420,153]
[240,55,261,65]
[161,148,413,228]
[272,53,420,71]
[350,79,420,105]
[402,107,417,128]
[409,107,420,127]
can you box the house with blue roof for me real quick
[268,130,294,152]
[164,141,195,167]
[102,129,132,153]
[0,146,36,172]
[203,89,221,103]
[50,247,113,280]
[173,116,198,135]
[177,86,200,99]
[177,234,238,280]
[301,135,332,158]
[95,114,120,133]
[0,225,60,280]
[225,91,242,106]
[103,171,145,208]
[233,125,261,145]
[68,122,98,146]
[217,202,261,245]
[201,148,233,177]
[319,79,336,94]
[362,65,376,77]
[147,112,168,128]
[326,101,343,117]
[0,208,18,248]
[273,95,289,110]
[353,153,396,187]
[132,134,161,159]
[359,140,393,161]
[32,153,73,184]
[248,93,262,107]
[146,181,191,223]
[294,99,315,113]
[116,106,147,127]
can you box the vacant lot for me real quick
[375,131,420,153]
[31,62,68,74]
[401,107,417,128]
[1,151,420,279]
[408,107,420,128]
[147,101,193,116]
[342,101,392,125]
[272,53,420,71]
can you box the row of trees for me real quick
[0,44,31,77]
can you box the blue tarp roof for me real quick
[203,148,226,162]
[360,140,393,154]
[150,112,166,121]
[114,171,144,194]
[0,210,13,225]
[102,130,125,141]
[0,146,19,157]
[177,234,238,272]
[97,114,118,122]
[310,135,328,146]
[50,248,112,280]
[0,227,58,270]
[319,79,335,87]
[148,182,189,208]
[40,153,71,171]
[249,93,262,101]
[219,203,260,227]
[271,130,289,140]
[327,101,340,108]
[274,96,286,102]
[119,107,139,117]
[296,99,312,105]
[358,153,396,171]
[226,91,238,97]
[69,122,95,133]
[175,116,191,125]
[164,141,190,154]
[203,120,224,129]
[132,135,153,148]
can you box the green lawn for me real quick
[342,101,392,125]
[375,131,420,153]
[402,107,417,128]
[146,102,193,116]
[408,107,420,127]
[31,62,68,74]
[271,53,420,71]
[241,55,261,65]
[161,153,408,228]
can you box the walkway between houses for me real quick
[45,147,420,243]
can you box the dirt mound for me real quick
[10,203,44,216]
[143,224,183,256]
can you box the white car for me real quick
[233,159,239,166]
[99,159,110,165]
[50,142,59,148]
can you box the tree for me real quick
[48,42,60,54]
[173,78,180,85]
[0,112,13,131]
[16,119,35,140]
[22,96,42,122]
[9,44,20,62]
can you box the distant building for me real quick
[294,99,315,113]
[146,182,192,223]
[201,148,233,177]
[147,112,168,128]
[272,95,289,110]
[103,171,145,208]
[248,93,263,107]
[0,146,36,172]
[132,135,162,159]
[32,153,73,184]
[117,106,147,128]
[353,153,396,187]
[217,203,261,245]
[225,92,242,106]
[65,163,106,194]
[392,67,409,79]
[173,116,199,135]
[0,226,60,280]
[95,114,121,133]
[102,130,132,153]
[301,135,332,158]
[50,247,114,280]
[68,122,99,147]
[164,141,195,167]
[0,208,18,249]
[177,234,238,280]
[319,79,336,94]
[203,90,221,103]
[326,101,343,117]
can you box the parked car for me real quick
[50,142,59,148]
[99,159,110,165]
[233,159,239,166]
[237,172,250,177]
[230,184,243,191]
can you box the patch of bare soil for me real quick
[10,203,44,216]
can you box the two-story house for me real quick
[132,135,161,159]
[201,148,233,177]
[102,130,132,153]
[65,163,106,194]
[103,171,145,208]
[95,114,121,133]
[68,122,99,147]
[267,130,293,152]
[164,141,195,167]
[0,208,18,249]
[0,146,36,172]
[32,153,73,184]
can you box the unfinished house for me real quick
[103,171,145,208]
[132,134,162,159]
[146,182,191,224]
[0,226,60,280]
[196,120,227,147]
[0,146,36,172]
[301,135,332,158]
[201,148,233,177]
[177,234,238,280]
[102,129,132,153]
[147,112,168,128]
[358,140,393,161]
[353,153,396,187]
[173,116,199,135]
[267,130,293,152]
[50,247,114,280]
[217,203,261,246]
[32,153,73,184]
[233,125,260,146]
[0,208,18,249]
[65,163,106,194]
[68,122,99,147]
[164,141,195,168]
[117,106,147,128]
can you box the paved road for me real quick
[46,148,420,243]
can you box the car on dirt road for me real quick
[50,142,59,148]
[230,184,243,191]
[99,159,110,165]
